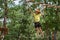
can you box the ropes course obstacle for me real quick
[26,0,60,8]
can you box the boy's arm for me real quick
[29,8,34,17]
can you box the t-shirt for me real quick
[33,13,41,22]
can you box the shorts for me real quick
[34,22,41,28]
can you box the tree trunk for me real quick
[52,31,57,40]
[54,31,57,40]
[52,31,54,40]
[0,0,8,40]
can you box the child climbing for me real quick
[33,8,44,37]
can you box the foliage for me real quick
[0,0,60,40]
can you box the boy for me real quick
[33,9,44,37]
